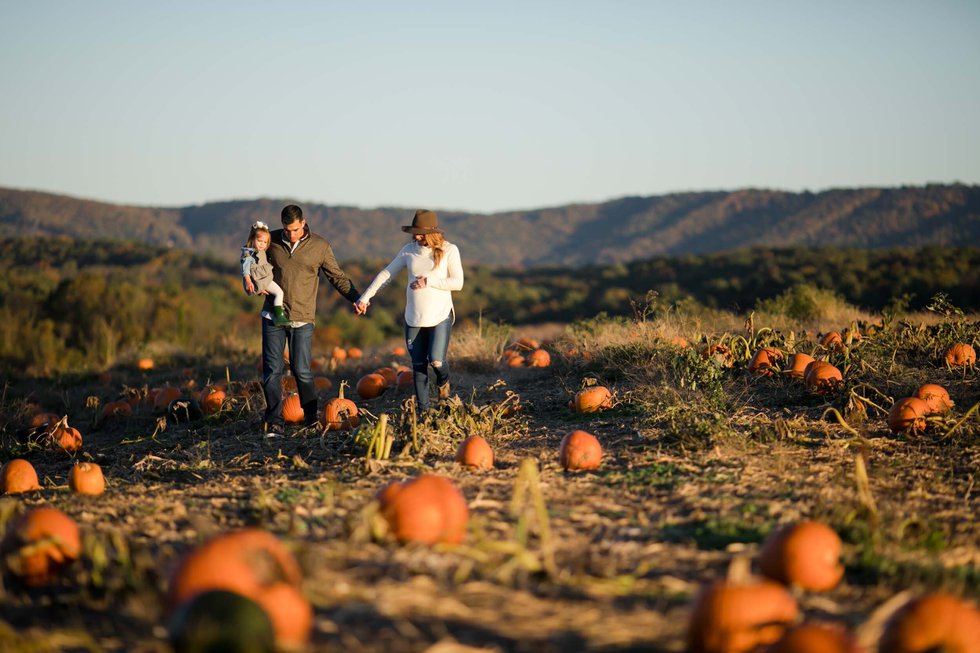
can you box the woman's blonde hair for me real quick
[417,232,446,267]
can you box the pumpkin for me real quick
[886,397,929,434]
[377,474,469,545]
[526,349,551,368]
[0,459,41,494]
[323,382,359,431]
[702,344,735,368]
[687,576,799,653]
[356,373,388,399]
[331,346,347,361]
[281,393,305,424]
[820,331,844,351]
[748,347,784,375]
[455,435,494,470]
[571,385,613,413]
[168,589,275,653]
[373,367,397,387]
[514,337,540,351]
[313,376,333,391]
[154,386,184,413]
[944,342,976,368]
[878,591,980,653]
[803,361,843,394]
[199,386,227,415]
[167,528,311,648]
[758,521,844,592]
[784,353,816,379]
[559,430,603,472]
[1,507,81,587]
[395,369,414,390]
[346,346,363,359]
[767,623,863,653]
[137,357,155,371]
[45,417,83,454]
[507,354,526,367]
[101,400,133,419]
[392,345,407,356]
[913,383,954,415]
[68,462,106,496]
[29,411,60,430]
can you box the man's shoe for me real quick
[264,422,285,438]
[272,306,291,327]
[437,381,450,400]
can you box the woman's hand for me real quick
[243,276,255,294]
[353,300,369,315]
[410,275,427,290]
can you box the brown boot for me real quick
[437,381,450,400]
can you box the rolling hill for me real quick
[1,184,977,268]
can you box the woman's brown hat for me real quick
[402,209,443,235]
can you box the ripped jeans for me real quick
[405,315,452,412]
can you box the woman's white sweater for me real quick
[358,241,464,327]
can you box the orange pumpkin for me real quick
[514,337,540,351]
[137,357,155,371]
[944,342,976,368]
[687,576,799,653]
[331,346,348,361]
[455,435,494,470]
[767,623,863,653]
[571,386,613,413]
[167,528,311,648]
[281,393,305,424]
[803,361,843,394]
[392,345,407,357]
[323,383,359,431]
[559,430,603,471]
[820,331,844,351]
[914,383,954,415]
[0,459,41,494]
[395,369,414,390]
[879,592,980,653]
[377,474,469,545]
[154,386,184,413]
[199,386,227,415]
[68,462,106,496]
[1,507,81,587]
[887,397,930,434]
[748,347,784,375]
[758,521,844,592]
[313,376,333,391]
[346,346,363,359]
[373,367,397,387]
[784,353,816,379]
[45,418,83,454]
[526,349,552,368]
[357,373,388,399]
[507,354,526,367]
[101,400,133,419]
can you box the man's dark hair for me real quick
[281,204,304,225]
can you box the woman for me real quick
[354,209,464,413]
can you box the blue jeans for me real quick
[261,319,316,428]
[406,315,452,412]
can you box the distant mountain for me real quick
[1,184,977,268]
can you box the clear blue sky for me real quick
[2,1,978,213]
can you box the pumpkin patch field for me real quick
[1,308,978,652]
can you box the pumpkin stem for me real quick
[338,379,347,401]
[726,554,752,584]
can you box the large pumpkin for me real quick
[45,418,83,454]
[758,521,844,592]
[377,474,469,545]
[323,382,359,430]
[559,430,603,472]
[803,361,843,394]
[571,386,613,413]
[687,576,799,653]
[455,435,494,470]
[68,462,106,496]
[944,342,976,368]
[747,347,784,375]
[886,397,930,434]
[914,384,954,415]
[784,353,816,379]
[281,393,305,425]
[167,528,312,648]
[199,386,227,415]
[1,507,82,587]
[356,373,388,400]
[0,459,41,494]
[878,592,980,653]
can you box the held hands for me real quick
[353,300,369,315]
[410,275,427,290]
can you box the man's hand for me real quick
[244,276,255,294]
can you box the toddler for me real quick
[241,221,290,326]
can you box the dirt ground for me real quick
[1,330,979,652]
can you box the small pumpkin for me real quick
[45,417,83,454]
[767,623,863,653]
[392,345,407,356]
[154,386,184,413]
[68,462,106,496]
[0,459,41,494]
[758,521,844,592]
[687,575,799,653]
[878,591,980,653]
[168,528,311,648]
[29,411,60,430]
[944,342,976,368]
[748,347,784,375]
[377,474,469,545]
[784,353,816,379]
[281,393,305,425]
[331,346,347,361]
[514,337,540,351]
[525,349,551,368]
[101,400,133,420]
[199,386,227,415]
[559,430,602,471]
[323,382,359,431]
[820,331,844,351]
[886,397,929,434]
[1,507,81,587]
[455,435,494,470]
[803,361,843,394]
[346,346,363,359]
[373,367,397,387]
[507,354,526,367]
[395,369,414,390]
[571,386,613,413]
[356,373,388,399]
[913,383,953,415]
[137,357,155,371]
[313,376,333,391]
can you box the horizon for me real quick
[2,1,979,213]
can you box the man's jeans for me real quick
[406,315,452,412]
[262,319,316,428]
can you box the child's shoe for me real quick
[272,306,291,326]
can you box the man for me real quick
[260,204,360,437]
